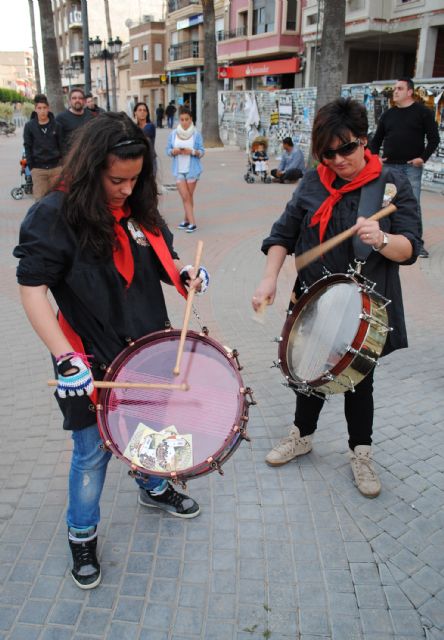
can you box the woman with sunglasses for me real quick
[252,98,421,498]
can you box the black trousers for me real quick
[271,167,303,182]
[294,368,375,451]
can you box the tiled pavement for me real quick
[0,128,443,639]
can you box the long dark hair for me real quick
[58,112,162,257]
[311,98,368,161]
[133,101,152,124]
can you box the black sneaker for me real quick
[138,483,200,518]
[177,221,190,230]
[419,248,429,258]
[68,528,101,589]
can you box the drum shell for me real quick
[279,274,388,395]
[96,329,249,481]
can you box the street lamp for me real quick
[88,36,122,111]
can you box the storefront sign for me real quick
[218,57,300,79]
[177,14,203,30]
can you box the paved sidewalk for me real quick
[1,128,443,640]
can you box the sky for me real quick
[0,0,35,51]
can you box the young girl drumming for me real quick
[14,112,209,590]
[166,106,205,233]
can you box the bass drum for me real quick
[97,329,252,482]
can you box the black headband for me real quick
[110,139,141,150]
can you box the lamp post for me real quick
[88,36,122,111]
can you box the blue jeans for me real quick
[388,163,423,236]
[67,424,166,529]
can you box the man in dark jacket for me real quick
[369,77,440,257]
[23,94,63,200]
[165,101,176,128]
[56,88,93,155]
[85,94,105,116]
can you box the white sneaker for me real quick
[265,426,312,466]
[349,445,381,498]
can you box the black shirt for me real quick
[369,102,440,164]
[23,112,62,170]
[262,168,422,355]
[55,109,94,155]
[14,191,179,430]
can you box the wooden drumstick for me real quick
[173,239,204,376]
[48,380,189,391]
[295,202,397,272]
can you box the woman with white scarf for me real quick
[166,106,205,233]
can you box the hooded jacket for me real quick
[23,111,62,170]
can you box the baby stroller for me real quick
[11,154,33,200]
[244,135,273,184]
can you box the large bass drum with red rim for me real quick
[97,329,253,482]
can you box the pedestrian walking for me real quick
[252,98,421,498]
[165,101,177,128]
[369,77,440,258]
[133,101,156,147]
[156,103,165,128]
[56,88,93,156]
[23,94,63,200]
[85,93,105,116]
[14,112,208,590]
[167,105,205,233]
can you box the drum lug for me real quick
[271,360,280,368]
[235,423,251,442]
[207,457,224,475]
[231,348,243,371]
[170,473,188,490]
[200,326,209,336]
[273,337,283,343]
[99,439,112,451]
[240,386,257,406]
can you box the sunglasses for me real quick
[322,138,362,160]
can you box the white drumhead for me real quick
[286,281,362,383]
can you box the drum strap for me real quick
[353,166,390,262]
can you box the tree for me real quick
[37,0,64,113]
[28,0,42,94]
[315,0,346,112]
[201,0,223,147]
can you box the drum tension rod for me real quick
[231,348,243,371]
[241,386,257,406]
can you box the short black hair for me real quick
[69,88,85,99]
[397,77,414,92]
[312,97,368,161]
[34,93,48,105]
[283,137,293,146]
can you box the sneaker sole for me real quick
[71,571,101,590]
[138,494,201,519]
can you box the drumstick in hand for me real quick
[295,202,396,272]
[48,380,189,391]
[173,239,204,376]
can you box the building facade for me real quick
[0,51,36,97]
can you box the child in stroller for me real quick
[244,136,272,184]
[11,153,33,200]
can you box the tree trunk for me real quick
[315,0,346,112]
[201,0,223,147]
[28,0,42,94]
[104,0,117,111]
[38,0,64,113]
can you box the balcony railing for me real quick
[216,27,247,41]
[167,0,200,13]
[169,40,202,61]
[68,10,82,27]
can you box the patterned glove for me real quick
[56,353,94,399]
[180,265,210,295]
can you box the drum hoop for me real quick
[96,329,247,479]
[279,273,376,388]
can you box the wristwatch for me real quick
[372,232,389,252]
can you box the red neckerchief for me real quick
[310,149,382,243]
[58,210,188,405]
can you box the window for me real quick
[142,45,149,61]
[252,0,275,34]
[133,46,139,63]
[286,0,297,30]
[171,31,178,45]
[155,43,162,61]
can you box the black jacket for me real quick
[23,112,62,170]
